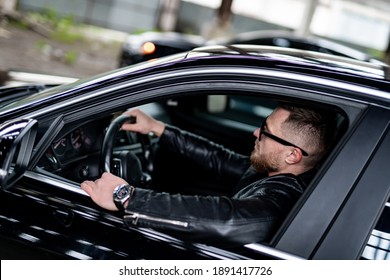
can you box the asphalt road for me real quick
[0,24,126,83]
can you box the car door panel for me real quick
[1,172,253,260]
[274,106,390,258]
[312,115,390,259]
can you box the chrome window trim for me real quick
[22,67,389,119]
[23,171,86,196]
[244,243,304,260]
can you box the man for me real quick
[81,103,336,245]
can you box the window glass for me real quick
[230,96,275,118]
[361,199,390,260]
[206,95,277,127]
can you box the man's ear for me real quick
[285,148,302,164]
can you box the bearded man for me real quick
[81,103,336,245]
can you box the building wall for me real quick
[16,0,388,51]
[177,1,286,35]
[17,0,283,36]
[18,0,161,33]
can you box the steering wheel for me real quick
[100,115,153,187]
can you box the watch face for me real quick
[116,185,130,199]
[114,184,133,211]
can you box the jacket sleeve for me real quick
[159,125,251,182]
[123,175,303,245]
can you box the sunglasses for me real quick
[259,117,309,157]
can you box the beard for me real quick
[250,149,280,174]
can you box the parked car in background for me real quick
[118,30,385,67]
[208,30,385,65]
[0,45,389,259]
[118,31,205,67]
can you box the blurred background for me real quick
[1,0,389,84]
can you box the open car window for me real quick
[31,92,348,254]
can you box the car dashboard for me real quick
[37,116,115,183]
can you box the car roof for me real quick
[188,45,388,80]
[0,45,389,119]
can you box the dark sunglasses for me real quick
[259,118,309,157]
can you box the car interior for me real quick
[35,93,348,198]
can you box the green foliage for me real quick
[35,39,47,50]
[26,9,83,65]
[9,19,29,29]
[64,50,78,65]
[369,49,385,60]
[51,19,82,44]
[29,8,83,44]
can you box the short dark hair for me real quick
[279,103,338,166]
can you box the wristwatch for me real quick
[113,184,135,211]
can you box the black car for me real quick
[118,31,205,67]
[119,30,384,67]
[208,30,385,65]
[0,45,389,260]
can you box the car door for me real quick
[1,63,388,260]
[272,106,390,259]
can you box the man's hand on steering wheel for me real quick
[100,109,161,187]
[121,109,166,137]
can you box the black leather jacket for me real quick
[124,125,314,245]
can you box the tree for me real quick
[157,0,181,32]
[385,31,390,66]
[202,0,234,40]
[0,0,17,13]
[295,0,319,36]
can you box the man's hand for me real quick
[81,172,128,211]
[121,109,166,137]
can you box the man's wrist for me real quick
[152,121,166,137]
[113,184,135,211]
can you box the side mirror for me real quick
[0,119,38,190]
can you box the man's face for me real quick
[251,108,290,174]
